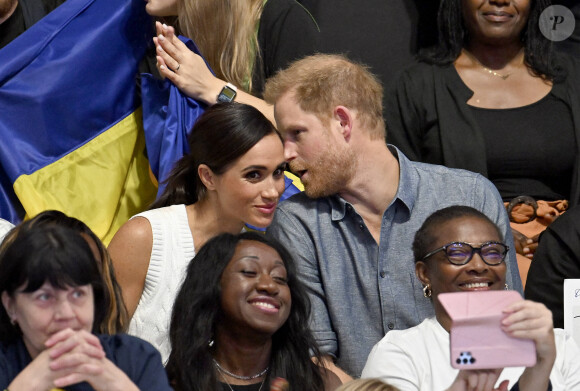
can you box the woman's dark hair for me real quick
[0,225,106,342]
[1,210,128,334]
[420,0,565,81]
[151,102,280,208]
[166,232,325,391]
[412,205,503,263]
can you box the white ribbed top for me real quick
[127,204,195,364]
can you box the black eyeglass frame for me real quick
[421,241,509,266]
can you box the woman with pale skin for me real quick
[0,225,171,390]
[143,0,320,124]
[362,206,580,391]
[108,103,286,363]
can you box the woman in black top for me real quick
[166,232,341,391]
[385,0,580,284]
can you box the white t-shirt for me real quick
[362,317,580,391]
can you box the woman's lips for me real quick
[256,203,277,215]
[459,281,492,290]
[249,297,281,314]
[482,11,514,23]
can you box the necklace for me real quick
[217,366,266,391]
[213,358,269,380]
[462,50,513,80]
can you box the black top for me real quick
[525,205,580,328]
[253,0,320,96]
[384,55,580,206]
[470,93,576,201]
[220,381,270,391]
[0,334,172,390]
[0,0,65,49]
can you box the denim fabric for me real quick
[267,147,522,377]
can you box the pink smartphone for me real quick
[439,290,537,370]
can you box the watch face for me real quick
[218,85,237,102]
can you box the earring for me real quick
[505,283,509,291]
[208,339,214,347]
[423,284,432,298]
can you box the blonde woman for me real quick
[145,0,320,123]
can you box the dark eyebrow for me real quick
[236,255,260,261]
[241,165,267,172]
[242,162,286,172]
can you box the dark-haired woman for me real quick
[384,0,580,285]
[109,102,286,362]
[166,231,341,391]
[2,210,129,334]
[361,206,580,391]
[0,225,171,390]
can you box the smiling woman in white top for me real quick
[362,205,580,391]
[108,103,286,362]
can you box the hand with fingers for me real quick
[153,21,225,105]
[512,228,539,259]
[446,369,509,391]
[46,328,139,391]
[501,300,556,391]
[7,328,139,391]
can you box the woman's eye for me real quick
[241,270,257,276]
[36,293,51,301]
[273,168,284,177]
[72,289,85,299]
[273,276,288,284]
[245,171,261,180]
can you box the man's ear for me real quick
[415,261,431,287]
[198,164,217,191]
[334,106,353,142]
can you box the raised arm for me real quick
[153,22,275,124]
[107,217,153,319]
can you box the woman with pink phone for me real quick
[361,205,580,391]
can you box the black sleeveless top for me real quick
[220,381,269,391]
[470,93,576,201]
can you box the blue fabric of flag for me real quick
[140,37,207,198]
[0,0,152,223]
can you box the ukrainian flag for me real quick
[0,0,157,244]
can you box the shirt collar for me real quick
[327,145,416,221]
[390,145,416,214]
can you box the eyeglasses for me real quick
[421,241,509,266]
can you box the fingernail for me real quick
[160,65,166,70]
[162,23,168,30]
[158,34,165,41]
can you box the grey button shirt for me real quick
[266,147,522,377]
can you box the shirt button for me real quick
[358,224,364,231]
[388,323,395,330]
[380,271,386,278]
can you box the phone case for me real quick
[439,290,537,370]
